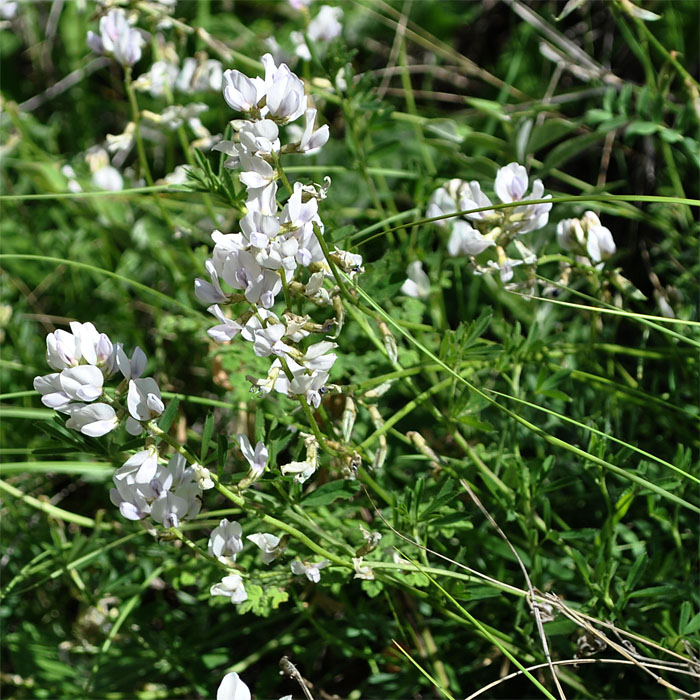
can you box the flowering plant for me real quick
[3,2,698,699]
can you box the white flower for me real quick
[62,402,119,437]
[494,162,529,203]
[556,217,586,253]
[290,559,329,583]
[582,211,616,263]
[87,9,145,67]
[217,672,251,700]
[45,322,105,370]
[114,446,159,484]
[205,305,244,344]
[126,377,164,434]
[210,574,248,604]
[291,6,343,60]
[353,557,375,580]
[110,344,147,380]
[109,475,154,520]
[209,519,244,565]
[92,165,123,191]
[239,119,280,157]
[238,435,268,478]
[222,69,263,114]
[400,261,430,299]
[557,211,615,266]
[195,260,229,305]
[150,490,195,529]
[57,365,104,402]
[247,532,283,564]
[34,373,71,409]
[447,220,495,257]
[296,108,330,154]
[261,54,307,124]
[192,463,215,490]
[281,433,319,483]
[308,5,343,42]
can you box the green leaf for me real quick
[361,578,384,598]
[541,130,608,175]
[236,583,289,617]
[302,480,358,507]
[158,397,180,433]
[200,413,215,463]
[683,612,700,635]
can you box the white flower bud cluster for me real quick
[195,53,363,408]
[33,322,165,438]
[427,162,552,284]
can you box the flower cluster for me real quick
[426,162,552,284]
[33,322,164,437]
[196,53,362,409]
[110,450,201,528]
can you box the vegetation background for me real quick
[1,1,698,698]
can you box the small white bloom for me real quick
[582,211,616,263]
[192,463,215,490]
[210,574,248,604]
[59,365,104,402]
[87,9,145,67]
[447,220,495,257]
[352,557,375,580]
[114,446,160,484]
[92,165,123,191]
[261,54,307,124]
[208,519,244,565]
[63,402,119,437]
[33,373,71,409]
[126,377,164,434]
[217,672,251,700]
[494,162,529,203]
[222,69,263,114]
[291,559,329,583]
[238,435,268,478]
[400,261,430,299]
[112,344,147,380]
[247,532,283,564]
